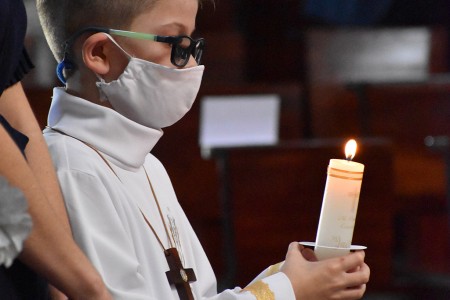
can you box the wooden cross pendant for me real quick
[165,247,197,300]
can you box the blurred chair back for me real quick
[306,27,432,85]
[304,27,437,136]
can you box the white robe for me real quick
[44,87,295,300]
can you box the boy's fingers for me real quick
[340,283,367,300]
[288,242,301,252]
[341,250,365,270]
[301,248,317,262]
[285,242,304,260]
[345,262,370,288]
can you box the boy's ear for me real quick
[81,33,112,75]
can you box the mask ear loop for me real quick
[101,33,133,60]
[94,33,133,84]
[95,33,133,102]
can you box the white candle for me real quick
[314,139,365,260]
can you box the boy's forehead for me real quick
[130,0,198,33]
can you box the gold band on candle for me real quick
[328,167,364,175]
[327,167,363,180]
[327,173,363,181]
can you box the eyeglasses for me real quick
[64,26,205,68]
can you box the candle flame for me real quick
[345,139,357,160]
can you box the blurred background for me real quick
[22,0,450,299]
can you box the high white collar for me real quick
[47,87,163,171]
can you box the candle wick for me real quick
[346,156,353,161]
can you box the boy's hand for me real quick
[281,242,370,300]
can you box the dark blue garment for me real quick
[0,262,49,300]
[0,115,29,156]
[6,48,34,90]
[0,0,28,94]
[303,0,393,26]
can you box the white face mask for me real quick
[96,34,204,129]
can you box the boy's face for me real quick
[116,0,199,69]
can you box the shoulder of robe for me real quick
[46,134,110,175]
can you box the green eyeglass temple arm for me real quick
[108,29,158,41]
[64,26,181,53]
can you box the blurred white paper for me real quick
[199,94,280,154]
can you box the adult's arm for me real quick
[1,82,70,229]
[0,82,111,299]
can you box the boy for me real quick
[37,0,370,299]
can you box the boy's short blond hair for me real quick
[36,0,208,62]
